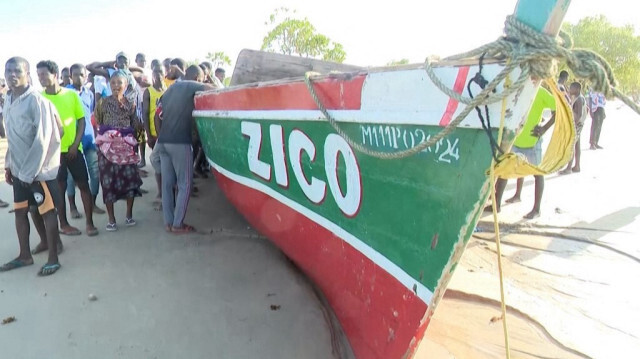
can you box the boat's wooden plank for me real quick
[230,49,364,86]
[515,0,570,35]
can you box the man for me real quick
[143,65,166,207]
[60,67,71,87]
[486,86,556,219]
[560,82,587,174]
[66,63,105,216]
[589,90,606,150]
[167,58,187,83]
[37,60,98,236]
[1,57,63,276]
[557,70,569,94]
[0,79,7,208]
[156,65,215,233]
[162,58,174,87]
[214,68,226,88]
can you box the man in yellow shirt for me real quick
[37,60,98,236]
[487,87,556,219]
[143,64,166,206]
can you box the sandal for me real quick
[0,199,9,208]
[37,263,61,276]
[125,218,137,226]
[169,224,196,234]
[106,222,118,232]
[0,258,33,272]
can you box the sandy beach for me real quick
[0,102,638,358]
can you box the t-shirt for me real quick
[147,86,164,137]
[4,86,61,183]
[157,81,207,144]
[572,95,587,125]
[513,87,556,149]
[42,88,85,153]
[66,84,96,150]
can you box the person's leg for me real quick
[2,207,35,268]
[170,144,194,229]
[159,143,177,228]
[524,175,544,219]
[85,148,105,214]
[572,137,581,172]
[150,144,163,206]
[69,152,97,235]
[594,109,604,148]
[484,178,508,213]
[29,208,63,255]
[67,171,82,218]
[57,155,80,235]
[138,141,147,167]
[38,180,62,275]
[125,197,135,224]
[505,178,524,203]
[589,114,597,149]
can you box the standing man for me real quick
[66,63,105,216]
[135,53,153,87]
[589,90,606,150]
[1,57,63,276]
[486,86,556,219]
[60,67,71,87]
[560,82,587,174]
[214,68,226,88]
[37,60,98,237]
[143,65,166,206]
[155,65,215,233]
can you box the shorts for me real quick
[513,140,542,166]
[58,151,89,184]
[150,144,161,174]
[13,179,61,214]
[575,121,584,137]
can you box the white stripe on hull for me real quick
[208,158,434,305]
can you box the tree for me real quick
[206,51,232,69]
[261,7,347,63]
[563,15,640,95]
[387,59,410,66]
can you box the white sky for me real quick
[0,0,637,76]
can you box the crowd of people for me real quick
[486,70,608,219]
[0,52,222,276]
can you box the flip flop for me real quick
[30,242,64,255]
[0,259,34,272]
[169,224,196,235]
[37,263,61,277]
[60,227,82,236]
[0,200,9,208]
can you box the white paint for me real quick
[288,129,326,204]
[324,134,362,217]
[269,124,289,187]
[241,121,271,180]
[208,158,434,305]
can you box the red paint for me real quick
[195,75,366,111]
[438,66,470,126]
[213,169,429,359]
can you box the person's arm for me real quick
[4,145,13,185]
[87,61,114,79]
[142,89,152,139]
[95,99,103,126]
[154,103,162,135]
[68,94,86,159]
[130,103,142,131]
[532,112,556,137]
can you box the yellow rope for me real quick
[490,72,512,359]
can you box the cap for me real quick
[115,51,129,60]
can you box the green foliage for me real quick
[563,15,640,95]
[261,7,346,63]
[206,51,232,69]
[387,59,410,66]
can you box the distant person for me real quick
[155,65,215,233]
[162,58,174,87]
[37,60,98,237]
[135,53,152,87]
[60,67,71,87]
[150,59,160,69]
[560,82,587,174]
[143,65,166,206]
[588,90,606,150]
[1,56,64,276]
[557,70,569,94]
[486,87,556,219]
[94,71,144,231]
[66,63,105,216]
[167,58,187,82]
[214,68,225,88]
[0,77,7,139]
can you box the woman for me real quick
[95,71,143,231]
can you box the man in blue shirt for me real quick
[66,63,104,216]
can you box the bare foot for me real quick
[86,225,99,237]
[93,205,106,214]
[572,167,581,173]
[505,196,521,204]
[60,225,81,236]
[70,208,83,219]
[523,210,540,219]
[484,204,500,213]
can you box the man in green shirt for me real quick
[487,87,556,219]
[37,60,98,236]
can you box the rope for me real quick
[304,15,640,160]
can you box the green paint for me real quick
[196,117,493,292]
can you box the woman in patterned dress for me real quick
[95,71,143,231]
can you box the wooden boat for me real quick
[193,1,571,357]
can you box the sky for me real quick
[0,0,638,77]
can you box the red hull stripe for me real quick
[195,75,366,111]
[211,163,429,359]
[438,66,470,126]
